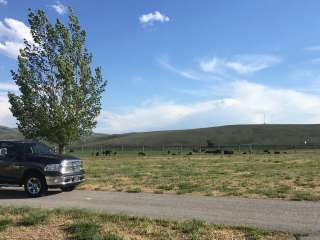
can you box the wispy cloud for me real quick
[0,0,7,6]
[304,45,320,52]
[200,54,282,75]
[96,80,320,133]
[157,57,200,80]
[0,18,32,58]
[51,1,67,15]
[139,11,170,26]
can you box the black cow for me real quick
[205,149,221,154]
[103,150,112,156]
[138,152,146,156]
[223,150,234,155]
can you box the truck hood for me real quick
[30,153,80,164]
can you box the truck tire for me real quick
[60,186,76,192]
[24,174,47,198]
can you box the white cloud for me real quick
[96,80,320,133]
[0,93,15,127]
[200,54,282,75]
[51,1,67,15]
[157,57,200,80]
[139,11,170,26]
[0,18,32,58]
[0,0,7,6]
[0,83,18,92]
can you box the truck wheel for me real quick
[24,174,47,198]
[60,186,76,192]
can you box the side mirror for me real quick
[0,148,7,157]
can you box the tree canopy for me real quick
[8,8,107,153]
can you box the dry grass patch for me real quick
[0,206,295,240]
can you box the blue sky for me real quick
[1,0,320,133]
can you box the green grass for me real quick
[0,219,12,232]
[125,187,142,193]
[19,211,49,226]
[79,150,320,200]
[0,206,294,240]
[66,222,104,240]
[291,191,319,201]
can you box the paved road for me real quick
[0,188,319,239]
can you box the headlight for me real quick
[44,164,61,172]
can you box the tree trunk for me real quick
[58,144,65,155]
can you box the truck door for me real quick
[0,142,24,183]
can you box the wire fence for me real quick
[67,143,320,155]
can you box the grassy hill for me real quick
[2,124,320,147]
[0,126,22,140]
[76,124,320,147]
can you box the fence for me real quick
[66,143,320,154]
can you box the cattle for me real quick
[223,150,234,155]
[138,152,146,156]
[264,150,271,154]
[274,151,280,154]
[205,149,221,154]
[113,152,117,156]
[243,152,247,154]
[103,150,112,156]
[96,152,100,157]
[186,152,192,155]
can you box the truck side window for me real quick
[0,148,7,158]
[0,143,16,160]
[24,146,33,155]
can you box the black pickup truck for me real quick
[0,140,85,197]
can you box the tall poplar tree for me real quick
[8,9,106,154]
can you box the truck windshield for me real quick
[29,143,51,155]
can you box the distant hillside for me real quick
[2,124,320,147]
[76,124,320,147]
[0,126,21,140]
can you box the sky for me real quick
[1,1,320,133]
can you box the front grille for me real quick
[61,160,83,174]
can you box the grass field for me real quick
[78,150,320,201]
[0,206,295,240]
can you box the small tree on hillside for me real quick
[8,9,107,154]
